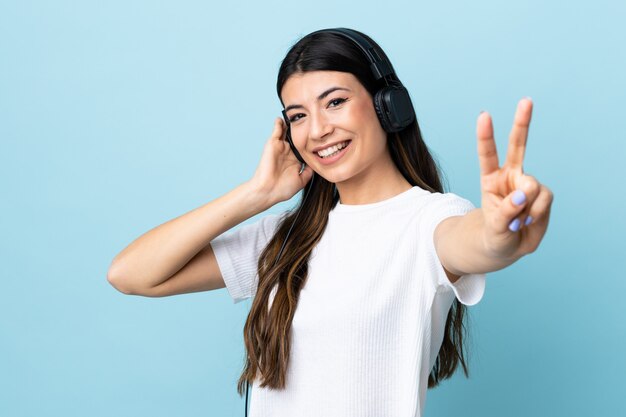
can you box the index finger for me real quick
[505,98,533,169]
[477,111,499,176]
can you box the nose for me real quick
[308,109,334,142]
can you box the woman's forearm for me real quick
[436,208,522,276]
[107,180,271,294]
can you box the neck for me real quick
[335,153,413,205]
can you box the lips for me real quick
[313,140,352,165]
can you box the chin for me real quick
[313,169,355,185]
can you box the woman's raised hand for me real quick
[249,117,314,205]
[476,98,554,260]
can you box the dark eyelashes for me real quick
[287,97,348,123]
[328,97,347,107]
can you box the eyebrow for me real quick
[284,86,352,113]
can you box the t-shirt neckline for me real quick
[332,186,424,213]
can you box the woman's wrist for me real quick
[241,179,276,214]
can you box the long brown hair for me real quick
[236,28,471,396]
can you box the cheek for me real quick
[353,99,383,132]
[353,99,374,120]
[292,134,316,162]
[353,100,387,146]
[289,127,305,149]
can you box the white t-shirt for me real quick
[210,186,486,417]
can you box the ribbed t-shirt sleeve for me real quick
[209,212,286,304]
[421,192,486,306]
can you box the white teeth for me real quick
[317,141,349,158]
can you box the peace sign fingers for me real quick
[476,111,500,176]
[504,98,533,170]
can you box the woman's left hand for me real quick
[476,97,554,260]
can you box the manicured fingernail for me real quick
[525,215,533,226]
[509,218,521,232]
[512,190,526,206]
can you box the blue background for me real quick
[1,1,624,416]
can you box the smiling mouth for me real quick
[315,140,351,158]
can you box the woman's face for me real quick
[281,70,392,187]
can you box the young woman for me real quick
[107,28,553,417]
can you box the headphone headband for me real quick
[308,28,395,82]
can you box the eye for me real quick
[328,97,347,107]
[288,113,304,123]
[287,98,348,123]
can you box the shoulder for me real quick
[259,210,289,233]
[421,191,477,218]
[212,210,290,248]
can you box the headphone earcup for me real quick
[373,85,416,133]
[373,89,392,132]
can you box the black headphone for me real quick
[245,28,414,417]
[281,27,416,166]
